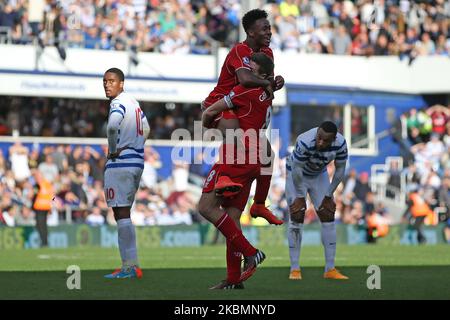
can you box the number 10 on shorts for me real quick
[105,188,115,200]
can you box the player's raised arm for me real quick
[236,68,274,100]
[236,67,271,88]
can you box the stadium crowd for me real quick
[1,99,449,237]
[0,141,208,227]
[0,0,449,57]
[0,93,448,242]
[0,96,202,139]
[0,96,366,145]
[389,104,450,242]
[0,136,391,230]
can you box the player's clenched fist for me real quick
[274,75,284,91]
[289,197,306,223]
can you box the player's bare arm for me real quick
[319,161,347,212]
[236,68,274,99]
[290,160,308,222]
[236,67,271,88]
[202,98,232,128]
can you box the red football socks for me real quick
[214,213,257,257]
[254,174,272,203]
[226,239,242,284]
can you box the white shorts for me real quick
[285,169,330,210]
[104,166,143,207]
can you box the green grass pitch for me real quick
[0,244,449,300]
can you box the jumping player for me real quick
[202,9,285,225]
[199,53,275,289]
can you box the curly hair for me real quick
[242,9,268,33]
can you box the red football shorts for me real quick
[202,163,261,211]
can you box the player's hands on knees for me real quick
[318,196,336,213]
[274,75,285,91]
[290,197,306,223]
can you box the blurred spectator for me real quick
[417,108,433,142]
[85,207,105,226]
[279,0,300,18]
[354,171,371,202]
[141,146,161,189]
[342,168,357,199]
[386,159,402,199]
[172,194,194,225]
[15,205,35,226]
[32,170,54,247]
[445,217,450,244]
[172,160,189,193]
[38,154,59,183]
[425,133,445,169]
[403,188,434,244]
[330,24,352,55]
[374,33,389,56]
[0,3,17,30]
[9,141,31,185]
[426,105,449,138]
[1,203,17,227]
[366,206,390,243]
[391,112,415,165]
[438,177,450,215]
[343,199,364,224]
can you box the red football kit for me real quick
[202,41,273,123]
[202,85,272,211]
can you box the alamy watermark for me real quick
[66,265,81,290]
[170,121,279,175]
[366,265,381,290]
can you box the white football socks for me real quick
[117,218,139,269]
[288,221,303,271]
[321,221,336,272]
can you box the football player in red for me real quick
[199,53,275,289]
[202,9,284,226]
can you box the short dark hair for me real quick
[251,52,274,77]
[319,121,338,135]
[105,68,125,82]
[242,9,268,33]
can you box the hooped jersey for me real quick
[286,128,348,177]
[106,92,149,170]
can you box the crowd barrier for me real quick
[0,223,446,249]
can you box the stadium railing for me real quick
[0,26,12,44]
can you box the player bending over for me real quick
[286,121,349,280]
[102,68,150,279]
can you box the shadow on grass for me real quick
[0,266,449,300]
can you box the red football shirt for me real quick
[222,85,272,164]
[203,41,273,108]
